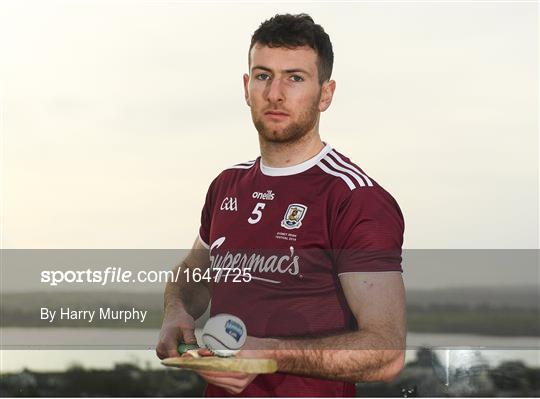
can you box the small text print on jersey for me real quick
[281,204,307,230]
[220,197,238,212]
[251,190,275,201]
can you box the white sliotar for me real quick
[202,313,247,357]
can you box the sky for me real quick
[1,1,538,251]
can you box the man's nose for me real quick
[265,78,285,103]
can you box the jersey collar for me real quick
[259,143,333,177]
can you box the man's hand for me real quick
[186,337,266,394]
[156,236,211,360]
[156,309,197,359]
[196,370,257,395]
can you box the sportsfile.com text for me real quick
[40,266,252,286]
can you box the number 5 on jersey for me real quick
[248,202,266,224]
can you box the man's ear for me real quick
[243,73,251,106]
[319,79,336,112]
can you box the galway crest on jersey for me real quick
[281,203,307,230]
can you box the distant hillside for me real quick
[406,286,539,309]
[1,287,538,335]
[2,286,538,311]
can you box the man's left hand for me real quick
[191,336,271,395]
[196,369,258,395]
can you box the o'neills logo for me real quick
[210,236,298,284]
[252,190,275,201]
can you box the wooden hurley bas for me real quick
[161,356,278,374]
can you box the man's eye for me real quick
[290,75,304,82]
[256,73,270,81]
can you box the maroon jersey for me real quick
[198,144,404,397]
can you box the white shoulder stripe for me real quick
[323,155,366,187]
[329,151,373,187]
[229,164,255,169]
[317,161,356,190]
[237,160,256,166]
[227,160,256,170]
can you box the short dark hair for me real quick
[249,13,334,84]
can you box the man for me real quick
[156,13,406,397]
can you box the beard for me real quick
[252,96,320,144]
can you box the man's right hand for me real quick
[156,236,211,359]
[156,310,197,359]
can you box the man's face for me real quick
[243,44,334,144]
